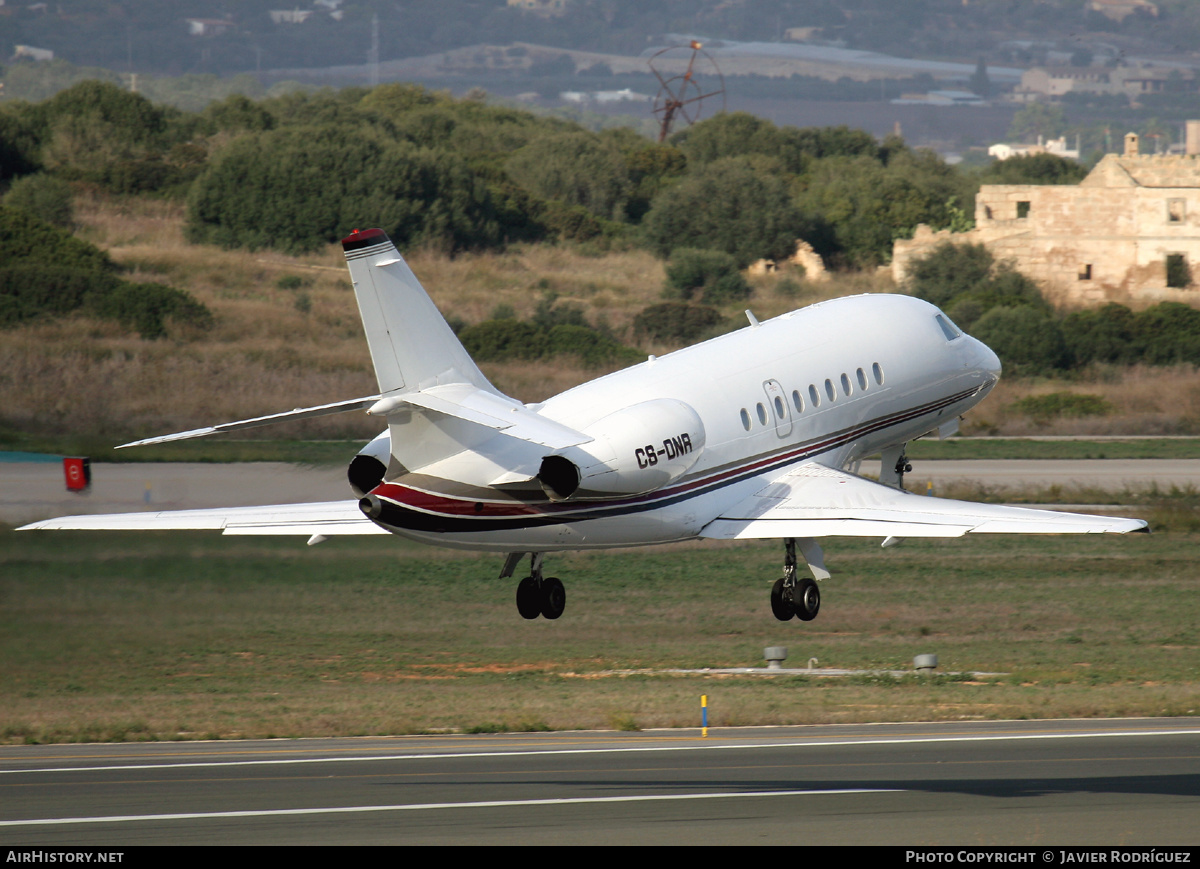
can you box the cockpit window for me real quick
[935,313,963,341]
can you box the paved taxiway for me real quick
[2,719,1198,845]
[6,458,1199,526]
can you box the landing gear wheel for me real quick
[791,577,821,622]
[771,577,795,621]
[540,576,566,620]
[516,576,541,619]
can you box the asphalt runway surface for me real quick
[6,458,1199,526]
[2,719,1198,846]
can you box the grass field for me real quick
[2,528,1195,744]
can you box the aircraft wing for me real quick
[700,462,1149,540]
[17,501,388,536]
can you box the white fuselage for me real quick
[367,295,1001,552]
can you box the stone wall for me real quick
[892,152,1200,308]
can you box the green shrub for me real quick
[459,319,541,361]
[0,265,118,326]
[633,302,723,342]
[506,130,632,222]
[275,275,304,290]
[543,324,640,366]
[3,173,73,227]
[905,241,994,309]
[0,206,210,338]
[186,128,501,254]
[0,204,114,273]
[971,306,1070,374]
[977,153,1087,186]
[459,317,638,367]
[664,248,750,304]
[1061,303,1139,366]
[90,281,214,339]
[1133,302,1200,364]
[641,158,802,266]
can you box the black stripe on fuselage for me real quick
[370,383,983,534]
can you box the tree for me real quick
[3,173,73,227]
[970,306,1069,374]
[905,241,1047,331]
[978,153,1086,185]
[506,130,632,221]
[663,249,750,304]
[187,127,501,254]
[1007,103,1068,142]
[673,112,805,173]
[905,242,994,309]
[641,158,802,266]
[797,155,954,267]
[1061,303,1139,366]
[969,57,991,98]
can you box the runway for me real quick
[5,458,1199,526]
[2,719,1198,845]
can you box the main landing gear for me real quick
[503,552,565,620]
[771,537,830,622]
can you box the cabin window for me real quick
[756,402,768,425]
[824,379,836,401]
[740,408,751,431]
[840,373,852,395]
[1167,253,1192,288]
[872,362,885,385]
[1078,264,1092,281]
[1168,199,1186,224]
[792,389,804,413]
[774,396,785,418]
[808,384,821,407]
[1016,201,1030,219]
[857,368,868,390]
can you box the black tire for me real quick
[541,576,566,620]
[771,577,795,621]
[792,577,821,622]
[516,576,541,619]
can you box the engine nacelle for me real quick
[348,429,391,497]
[538,398,705,500]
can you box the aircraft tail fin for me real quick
[342,228,497,397]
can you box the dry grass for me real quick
[2,193,907,437]
[964,365,1200,436]
[7,192,1199,440]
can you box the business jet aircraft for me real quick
[20,228,1148,622]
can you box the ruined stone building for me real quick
[893,131,1200,308]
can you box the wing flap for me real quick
[17,501,389,536]
[700,462,1148,540]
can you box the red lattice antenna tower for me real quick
[649,40,726,143]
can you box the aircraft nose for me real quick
[974,337,1002,379]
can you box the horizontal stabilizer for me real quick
[117,385,590,453]
[18,501,388,536]
[118,396,381,449]
[385,384,593,451]
[701,462,1149,540]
